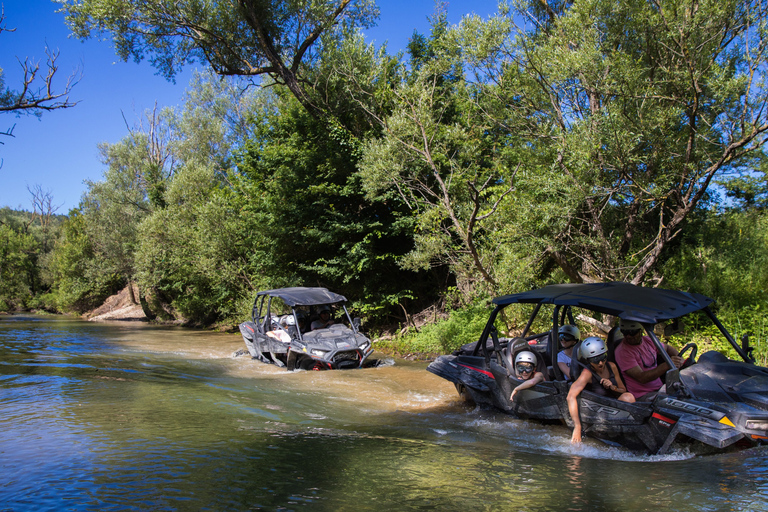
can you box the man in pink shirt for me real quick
[614,319,683,400]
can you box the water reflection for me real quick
[1,314,768,511]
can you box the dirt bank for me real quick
[84,284,147,322]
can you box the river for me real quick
[1,314,767,511]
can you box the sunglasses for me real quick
[587,353,608,365]
[559,334,576,342]
[516,364,534,374]
[621,328,641,336]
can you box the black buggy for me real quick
[427,282,768,454]
[238,287,376,370]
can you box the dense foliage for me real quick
[3,1,768,360]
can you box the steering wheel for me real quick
[678,342,698,369]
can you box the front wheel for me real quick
[299,357,327,371]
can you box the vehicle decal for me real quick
[457,363,494,378]
[652,412,677,428]
[661,397,729,423]
[580,401,622,416]
[719,416,736,427]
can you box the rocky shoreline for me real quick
[84,284,147,322]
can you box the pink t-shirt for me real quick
[614,336,662,399]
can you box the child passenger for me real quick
[557,324,580,380]
[567,336,635,444]
[509,350,546,401]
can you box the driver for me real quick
[509,351,546,401]
[311,307,335,330]
[614,319,683,400]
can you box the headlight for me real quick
[311,349,327,357]
[746,420,768,430]
[359,341,370,350]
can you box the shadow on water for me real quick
[2,314,768,511]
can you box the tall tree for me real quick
[456,0,768,285]
[58,0,377,118]
[357,14,516,299]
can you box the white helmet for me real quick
[558,324,580,340]
[515,350,537,366]
[578,336,607,360]
[281,315,296,326]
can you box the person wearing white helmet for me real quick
[266,314,293,343]
[509,350,546,401]
[566,336,635,444]
[556,324,580,380]
[614,319,683,400]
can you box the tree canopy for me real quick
[58,0,378,117]
[5,0,768,336]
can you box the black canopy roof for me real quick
[256,287,347,307]
[492,282,713,324]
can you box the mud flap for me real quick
[271,353,286,367]
[239,322,270,363]
[656,414,745,454]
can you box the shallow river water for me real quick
[1,314,768,511]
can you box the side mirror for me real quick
[742,334,756,363]
[353,317,361,330]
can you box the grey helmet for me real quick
[578,336,607,360]
[558,324,580,340]
[515,350,537,366]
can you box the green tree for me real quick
[235,91,430,322]
[663,209,768,309]
[452,0,768,285]
[357,13,516,299]
[58,0,377,117]
[0,223,37,310]
[130,73,269,323]
[46,208,122,313]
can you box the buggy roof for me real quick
[256,287,347,307]
[492,282,713,324]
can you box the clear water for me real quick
[1,314,767,511]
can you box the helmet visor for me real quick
[516,363,534,374]
[587,353,608,365]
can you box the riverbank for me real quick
[83,284,146,322]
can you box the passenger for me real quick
[567,336,635,444]
[614,319,683,400]
[509,351,546,401]
[266,315,291,343]
[556,324,580,380]
[311,307,335,330]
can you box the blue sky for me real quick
[1,0,499,212]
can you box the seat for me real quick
[505,337,548,379]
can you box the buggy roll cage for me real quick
[250,287,360,342]
[471,283,756,388]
